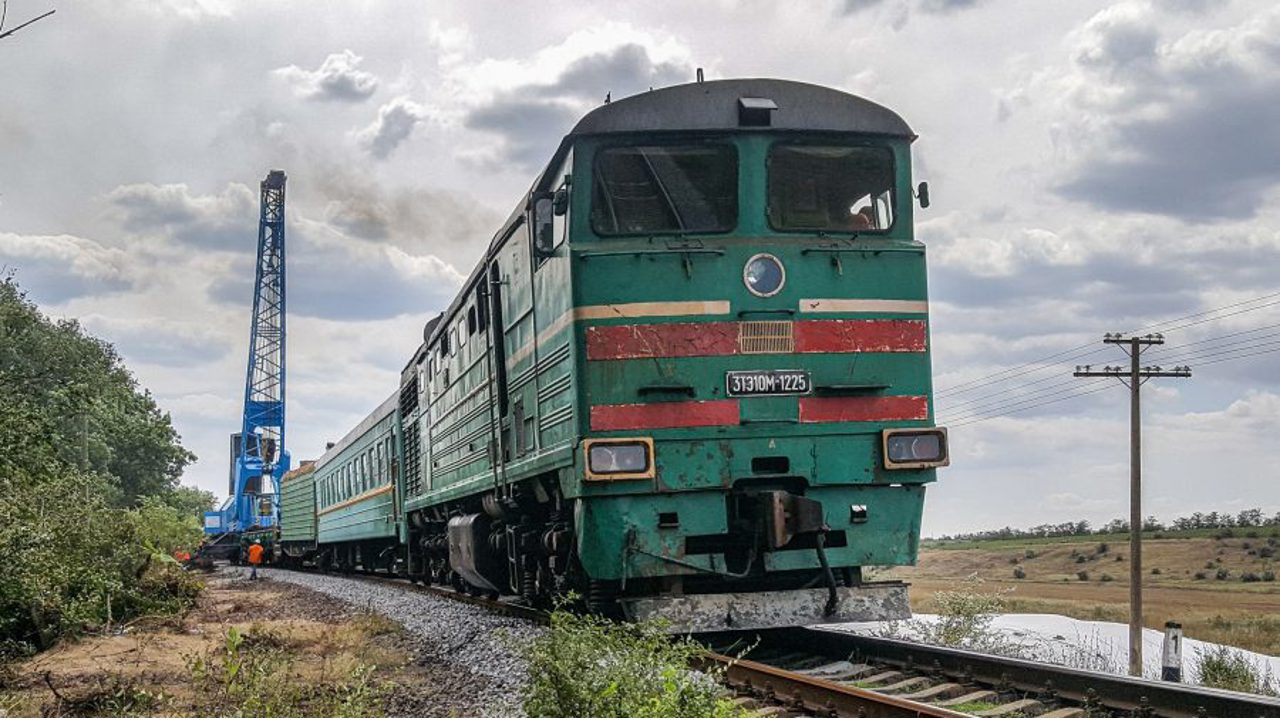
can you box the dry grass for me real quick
[888,536,1280,656]
[0,575,412,717]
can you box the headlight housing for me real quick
[583,438,655,480]
[882,428,949,469]
[743,253,786,297]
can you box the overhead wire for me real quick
[943,379,1114,425]
[936,290,1280,397]
[947,380,1116,428]
[934,290,1280,427]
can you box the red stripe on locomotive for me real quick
[585,322,739,360]
[585,319,926,360]
[590,400,740,431]
[792,319,926,353]
[798,395,930,423]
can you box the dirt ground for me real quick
[886,536,1280,655]
[0,570,487,717]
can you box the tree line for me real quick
[0,276,211,661]
[932,509,1280,542]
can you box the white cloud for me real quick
[355,97,427,160]
[104,182,257,249]
[0,232,131,284]
[274,50,380,103]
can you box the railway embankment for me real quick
[0,567,532,717]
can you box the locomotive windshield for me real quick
[591,144,738,235]
[768,144,895,233]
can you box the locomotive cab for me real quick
[558,81,948,629]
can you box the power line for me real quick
[936,290,1280,397]
[940,375,1094,422]
[936,342,1101,397]
[1155,321,1280,352]
[1191,343,1280,368]
[943,338,1280,427]
[940,370,1093,413]
[1156,336,1280,366]
[947,381,1114,428]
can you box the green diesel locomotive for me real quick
[280,78,948,631]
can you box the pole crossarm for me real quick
[1073,367,1192,378]
[1071,332,1192,678]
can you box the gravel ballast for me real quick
[240,567,542,717]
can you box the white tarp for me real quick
[824,613,1280,684]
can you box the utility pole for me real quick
[1075,333,1191,678]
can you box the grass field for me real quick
[884,532,1280,656]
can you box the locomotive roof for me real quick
[568,78,915,139]
[421,78,914,348]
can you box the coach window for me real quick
[591,143,737,235]
[457,318,467,348]
[768,144,895,233]
[475,285,488,332]
[467,306,477,336]
[449,327,458,356]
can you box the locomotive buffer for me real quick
[202,170,292,557]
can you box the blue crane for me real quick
[203,170,290,550]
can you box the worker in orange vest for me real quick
[247,540,264,581]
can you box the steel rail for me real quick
[700,651,973,718]
[722,627,1280,718]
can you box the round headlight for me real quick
[744,253,785,297]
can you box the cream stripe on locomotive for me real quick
[798,298,929,314]
[573,300,732,320]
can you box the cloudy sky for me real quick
[3,0,1278,536]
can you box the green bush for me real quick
[522,609,744,718]
[1012,566,1026,579]
[1197,645,1279,695]
[0,277,206,658]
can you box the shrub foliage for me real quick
[522,608,744,718]
[0,277,207,660]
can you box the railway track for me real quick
[699,627,1280,718]
[266,566,1280,718]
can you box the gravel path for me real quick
[236,567,542,718]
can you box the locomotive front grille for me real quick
[738,320,794,354]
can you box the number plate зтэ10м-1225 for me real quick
[725,369,812,397]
